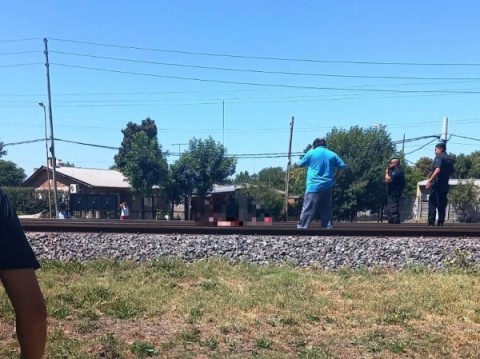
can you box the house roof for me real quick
[23,166,131,189]
[55,167,130,188]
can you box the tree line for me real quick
[1,120,479,221]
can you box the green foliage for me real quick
[174,136,236,198]
[289,165,306,196]
[322,126,395,220]
[131,341,159,357]
[449,181,480,222]
[2,187,49,214]
[257,166,285,191]
[240,183,285,220]
[121,131,168,197]
[114,118,158,169]
[0,140,6,158]
[414,157,433,177]
[0,160,26,186]
[451,151,480,179]
[404,166,425,197]
[233,170,255,185]
[162,170,184,216]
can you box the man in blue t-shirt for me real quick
[384,158,405,224]
[426,142,454,226]
[297,138,347,229]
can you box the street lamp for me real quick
[39,102,52,218]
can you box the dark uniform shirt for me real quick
[432,152,453,190]
[386,167,405,195]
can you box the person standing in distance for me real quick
[426,142,454,226]
[120,202,130,220]
[297,138,347,229]
[384,158,405,224]
[0,188,47,358]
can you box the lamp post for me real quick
[39,102,52,218]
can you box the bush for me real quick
[3,187,50,215]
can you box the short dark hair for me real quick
[312,138,326,148]
[435,142,446,152]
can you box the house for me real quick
[23,165,132,218]
[23,164,173,219]
[414,179,480,222]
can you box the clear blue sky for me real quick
[1,0,480,177]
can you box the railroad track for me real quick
[20,219,480,237]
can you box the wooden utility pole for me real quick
[44,38,59,217]
[283,116,294,222]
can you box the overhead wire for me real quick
[49,38,480,67]
[50,63,480,94]
[49,50,480,81]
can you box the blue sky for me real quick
[1,1,480,177]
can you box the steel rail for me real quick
[20,219,480,237]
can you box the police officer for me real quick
[426,142,454,226]
[384,158,405,224]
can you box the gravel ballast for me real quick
[26,232,480,271]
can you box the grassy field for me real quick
[1,259,479,358]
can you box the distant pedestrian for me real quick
[0,187,47,358]
[426,142,454,226]
[120,202,130,220]
[57,203,70,219]
[297,138,347,229]
[384,158,405,224]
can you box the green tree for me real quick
[0,140,6,158]
[114,118,158,170]
[449,181,480,222]
[320,125,395,221]
[414,157,433,177]
[121,131,168,197]
[233,171,254,185]
[180,137,236,197]
[163,167,185,218]
[404,165,424,197]
[257,167,285,191]
[0,160,26,186]
[452,151,480,179]
[288,165,306,196]
[174,137,236,219]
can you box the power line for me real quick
[51,63,480,94]
[450,134,480,142]
[4,138,45,146]
[0,63,42,68]
[0,51,41,56]
[404,138,438,155]
[49,50,480,81]
[49,38,480,67]
[0,38,40,43]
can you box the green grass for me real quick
[1,258,479,358]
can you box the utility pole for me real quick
[441,117,448,150]
[222,100,225,146]
[401,133,405,156]
[172,143,187,157]
[44,38,59,217]
[283,116,294,222]
[39,102,52,218]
